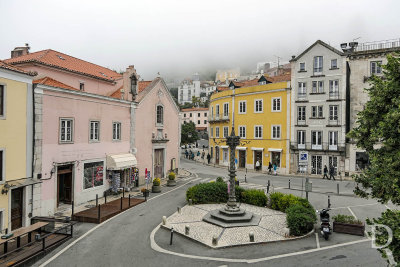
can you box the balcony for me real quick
[296,119,307,126]
[328,91,340,100]
[296,93,307,102]
[290,142,345,152]
[208,114,230,123]
[355,39,400,52]
[327,118,341,126]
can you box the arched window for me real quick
[156,105,163,124]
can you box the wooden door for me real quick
[254,151,262,169]
[57,165,73,206]
[11,187,23,230]
[154,149,164,178]
[239,150,246,168]
[215,147,220,164]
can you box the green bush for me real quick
[186,181,247,205]
[216,177,224,183]
[270,192,313,212]
[333,214,363,225]
[286,204,317,236]
[241,189,268,207]
[269,192,285,210]
[168,172,176,180]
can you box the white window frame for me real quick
[113,122,122,141]
[216,127,220,138]
[297,130,305,149]
[216,104,220,118]
[313,56,323,74]
[331,59,338,69]
[238,125,246,139]
[0,84,6,120]
[298,82,306,98]
[156,105,164,126]
[299,62,305,71]
[0,149,4,183]
[370,61,382,75]
[329,131,338,150]
[297,106,306,121]
[223,102,229,117]
[329,105,338,121]
[311,131,322,150]
[254,125,263,139]
[271,125,281,140]
[254,99,263,113]
[271,97,281,112]
[59,118,74,143]
[238,100,247,114]
[89,120,100,142]
[223,126,229,138]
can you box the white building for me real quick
[178,74,201,105]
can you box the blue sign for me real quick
[235,158,238,164]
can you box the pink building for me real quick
[181,107,209,138]
[4,46,180,215]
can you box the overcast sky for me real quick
[1,0,400,81]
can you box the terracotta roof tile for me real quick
[181,107,209,112]
[109,85,124,99]
[264,73,291,83]
[33,77,78,91]
[138,81,152,92]
[4,49,121,82]
[0,60,36,76]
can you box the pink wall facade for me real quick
[135,80,180,181]
[39,86,132,214]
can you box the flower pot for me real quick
[142,191,150,197]
[167,179,176,187]
[333,221,365,236]
[152,185,161,193]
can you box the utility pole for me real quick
[274,55,282,75]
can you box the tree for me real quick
[181,102,194,109]
[348,54,400,266]
[191,96,201,107]
[181,121,199,144]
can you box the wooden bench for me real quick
[0,222,48,254]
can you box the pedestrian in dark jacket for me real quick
[329,165,336,180]
[268,162,273,175]
[323,165,329,179]
[207,153,211,164]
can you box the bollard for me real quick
[98,204,101,222]
[245,168,247,183]
[337,183,340,195]
[249,232,255,242]
[189,199,193,205]
[71,201,74,217]
[177,207,181,214]
[129,194,131,206]
[96,194,98,207]
[162,216,167,225]
[120,197,123,210]
[328,195,331,208]
[105,193,107,204]
[123,187,125,198]
[212,235,218,246]
[289,179,291,189]
[170,228,174,245]
[185,225,190,235]
[267,180,270,193]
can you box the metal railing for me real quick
[208,114,230,123]
[297,92,307,101]
[290,142,345,151]
[329,91,339,99]
[355,39,400,52]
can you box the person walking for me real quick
[197,150,200,161]
[329,165,336,180]
[268,162,273,175]
[255,160,260,171]
[273,163,278,176]
[185,149,188,159]
[323,165,329,179]
[207,153,211,164]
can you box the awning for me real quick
[107,154,137,170]
[236,147,247,150]
[268,148,283,152]
[9,178,42,189]
[251,147,264,151]
[220,146,229,149]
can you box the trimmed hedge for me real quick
[270,192,311,212]
[216,177,224,183]
[241,189,268,207]
[286,204,317,236]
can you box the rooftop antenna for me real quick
[274,55,282,75]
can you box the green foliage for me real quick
[286,204,317,236]
[270,192,303,212]
[269,192,285,210]
[181,102,194,109]
[347,54,400,205]
[153,178,161,186]
[186,182,228,204]
[216,177,224,183]
[168,172,176,180]
[169,87,178,100]
[366,209,400,266]
[181,121,199,144]
[241,189,268,207]
[333,214,363,225]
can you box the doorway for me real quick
[254,151,262,170]
[215,147,220,164]
[239,150,246,168]
[57,164,73,206]
[154,149,164,178]
[11,187,23,230]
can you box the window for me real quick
[331,59,338,69]
[311,105,323,118]
[329,105,338,121]
[297,130,305,149]
[297,106,306,121]
[216,127,220,138]
[198,113,200,117]
[223,103,229,117]
[239,126,246,138]
[184,114,186,118]
[298,82,306,98]
[83,161,104,189]
[156,105,163,124]
[190,113,192,117]
[311,155,322,174]
[299,62,305,71]
[204,113,207,116]
[0,150,3,182]
[254,99,263,113]
[239,101,246,114]
[329,131,338,150]
[371,61,382,75]
[223,148,229,162]
[223,126,229,138]
[216,105,220,116]
[272,97,281,112]
[60,118,73,143]
[113,122,121,141]
[312,81,324,93]
[0,85,5,117]
[197,120,200,124]
[272,125,281,139]
[329,80,339,98]
[79,82,85,91]
[313,56,323,73]
[211,107,214,116]
[204,120,207,124]
[89,121,100,142]
[210,127,213,137]
[311,131,322,149]
[254,126,262,139]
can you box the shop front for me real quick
[106,154,138,193]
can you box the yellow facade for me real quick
[0,73,30,231]
[209,81,291,174]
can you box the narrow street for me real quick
[34,158,392,267]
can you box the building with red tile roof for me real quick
[33,77,78,91]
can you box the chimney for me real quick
[11,43,30,58]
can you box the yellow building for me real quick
[0,61,36,232]
[215,68,240,83]
[209,76,291,174]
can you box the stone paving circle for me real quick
[162,203,309,248]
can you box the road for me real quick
[33,157,394,267]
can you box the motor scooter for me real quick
[317,208,331,240]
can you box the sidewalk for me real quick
[55,168,193,218]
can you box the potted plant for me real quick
[141,187,150,198]
[333,214,365,236]
[167,172,176,187]
[152,178,161,193]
